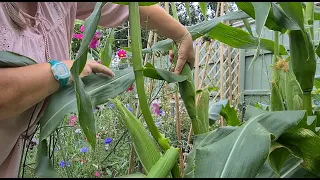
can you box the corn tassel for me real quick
[111,98,161,173]
[147,147,180,178]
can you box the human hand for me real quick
[169,33,195,74]
[61,59,115,83]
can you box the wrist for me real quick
[48,60,71,89]
[173,30,192,47]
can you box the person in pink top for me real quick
[0,2,195,178]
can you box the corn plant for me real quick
[2,1,320,178]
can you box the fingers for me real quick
[174,53,187,74]
[88,60,115,77]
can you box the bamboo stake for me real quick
[199,42,213,89]
[219,2,225,126]
[194,39,200,90]
[175,91,184,177]
[237,49,241,105]
[143,31,154,65]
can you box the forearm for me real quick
[0,63,59,119]
[139,5,190,43]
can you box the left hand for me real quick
[169,33,195,74]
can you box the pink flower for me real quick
[80,25,85,32]
[72,33,83,40]
[94,31,101,39]
[69,115,77,127]
[89,38,100,49]
[93,171,100,177]
[117,49,127,58]
[96,133,101,138]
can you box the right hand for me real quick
[61,60,115,83]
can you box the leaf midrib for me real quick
[220,113,265,177]
[41,72,131,133]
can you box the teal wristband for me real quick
[49,60,70,89]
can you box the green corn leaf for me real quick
[313,4,320,20]
[242,18,253,36]
[143,63,187,83]
[0,51,37,67]
[35,140,59,178]
[185,2,191,19]
[268,142,291,175]
[270,81,285,111]
[207,22,288,55]
[113,2,158,6]
[236,2,288,33]
[208,99,241,126]
[101,29,115,67]
[199,2,207,21]
[142,10,250,54]
[39,68,135,141]
[147,148,180,178]
[187,106,306,178]
[278,2,304,30]
[171,2,179,21]
[278,128,320,176]
[70,2,106,149]
[111,98,161,173]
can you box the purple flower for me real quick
[104,137,112,145]
[159,109,165,117]
[152,103,161,116]
[54,147,59,151]
[125,104,133,113]
[31,137,39,145]
[155,121,161,128]
[107,102,115,108]
[93,108,98,113]
[59,160,71,168]
[80,147,89,153]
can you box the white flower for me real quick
[75,129,82,134]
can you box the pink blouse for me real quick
[0,2,128,177]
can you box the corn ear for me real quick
[270,81,285,111]
[196,89,210,133]
[172,45,204,135]
[111,98,161,173]
[284,71,304,110]
[147,147,180,178]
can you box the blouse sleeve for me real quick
[76,2,129,28]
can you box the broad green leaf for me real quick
[278,128,320,177]
[70,2,106,148]
[315,111,320,127]
[184,126,237,178]
[196,89,209,133]
[191,106,306,178]
[271,3,300,31]
[257,155,317,178]
[242,18,253,36]
[113,2,158,6]
[142,10,250,54]
[199,2,207,21]
[185,2,191,19]
[207,23,288,55]
[101,29,115,67]
[254,102,270,111]
[236,2,288,33]
[208,99,228,123]
[313,4,320,20]
[278,2,304,30]
[117,173,147,178]
[39,68,135,141]
[143,63,187,83]
[170,2,179,21]
[35,140,59,178]
[220,100,241,126]
[0,51,37,67]
[316,42,320,58]
[111,98,161,174]
[252,2,271,37]
[268,142,291,175]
